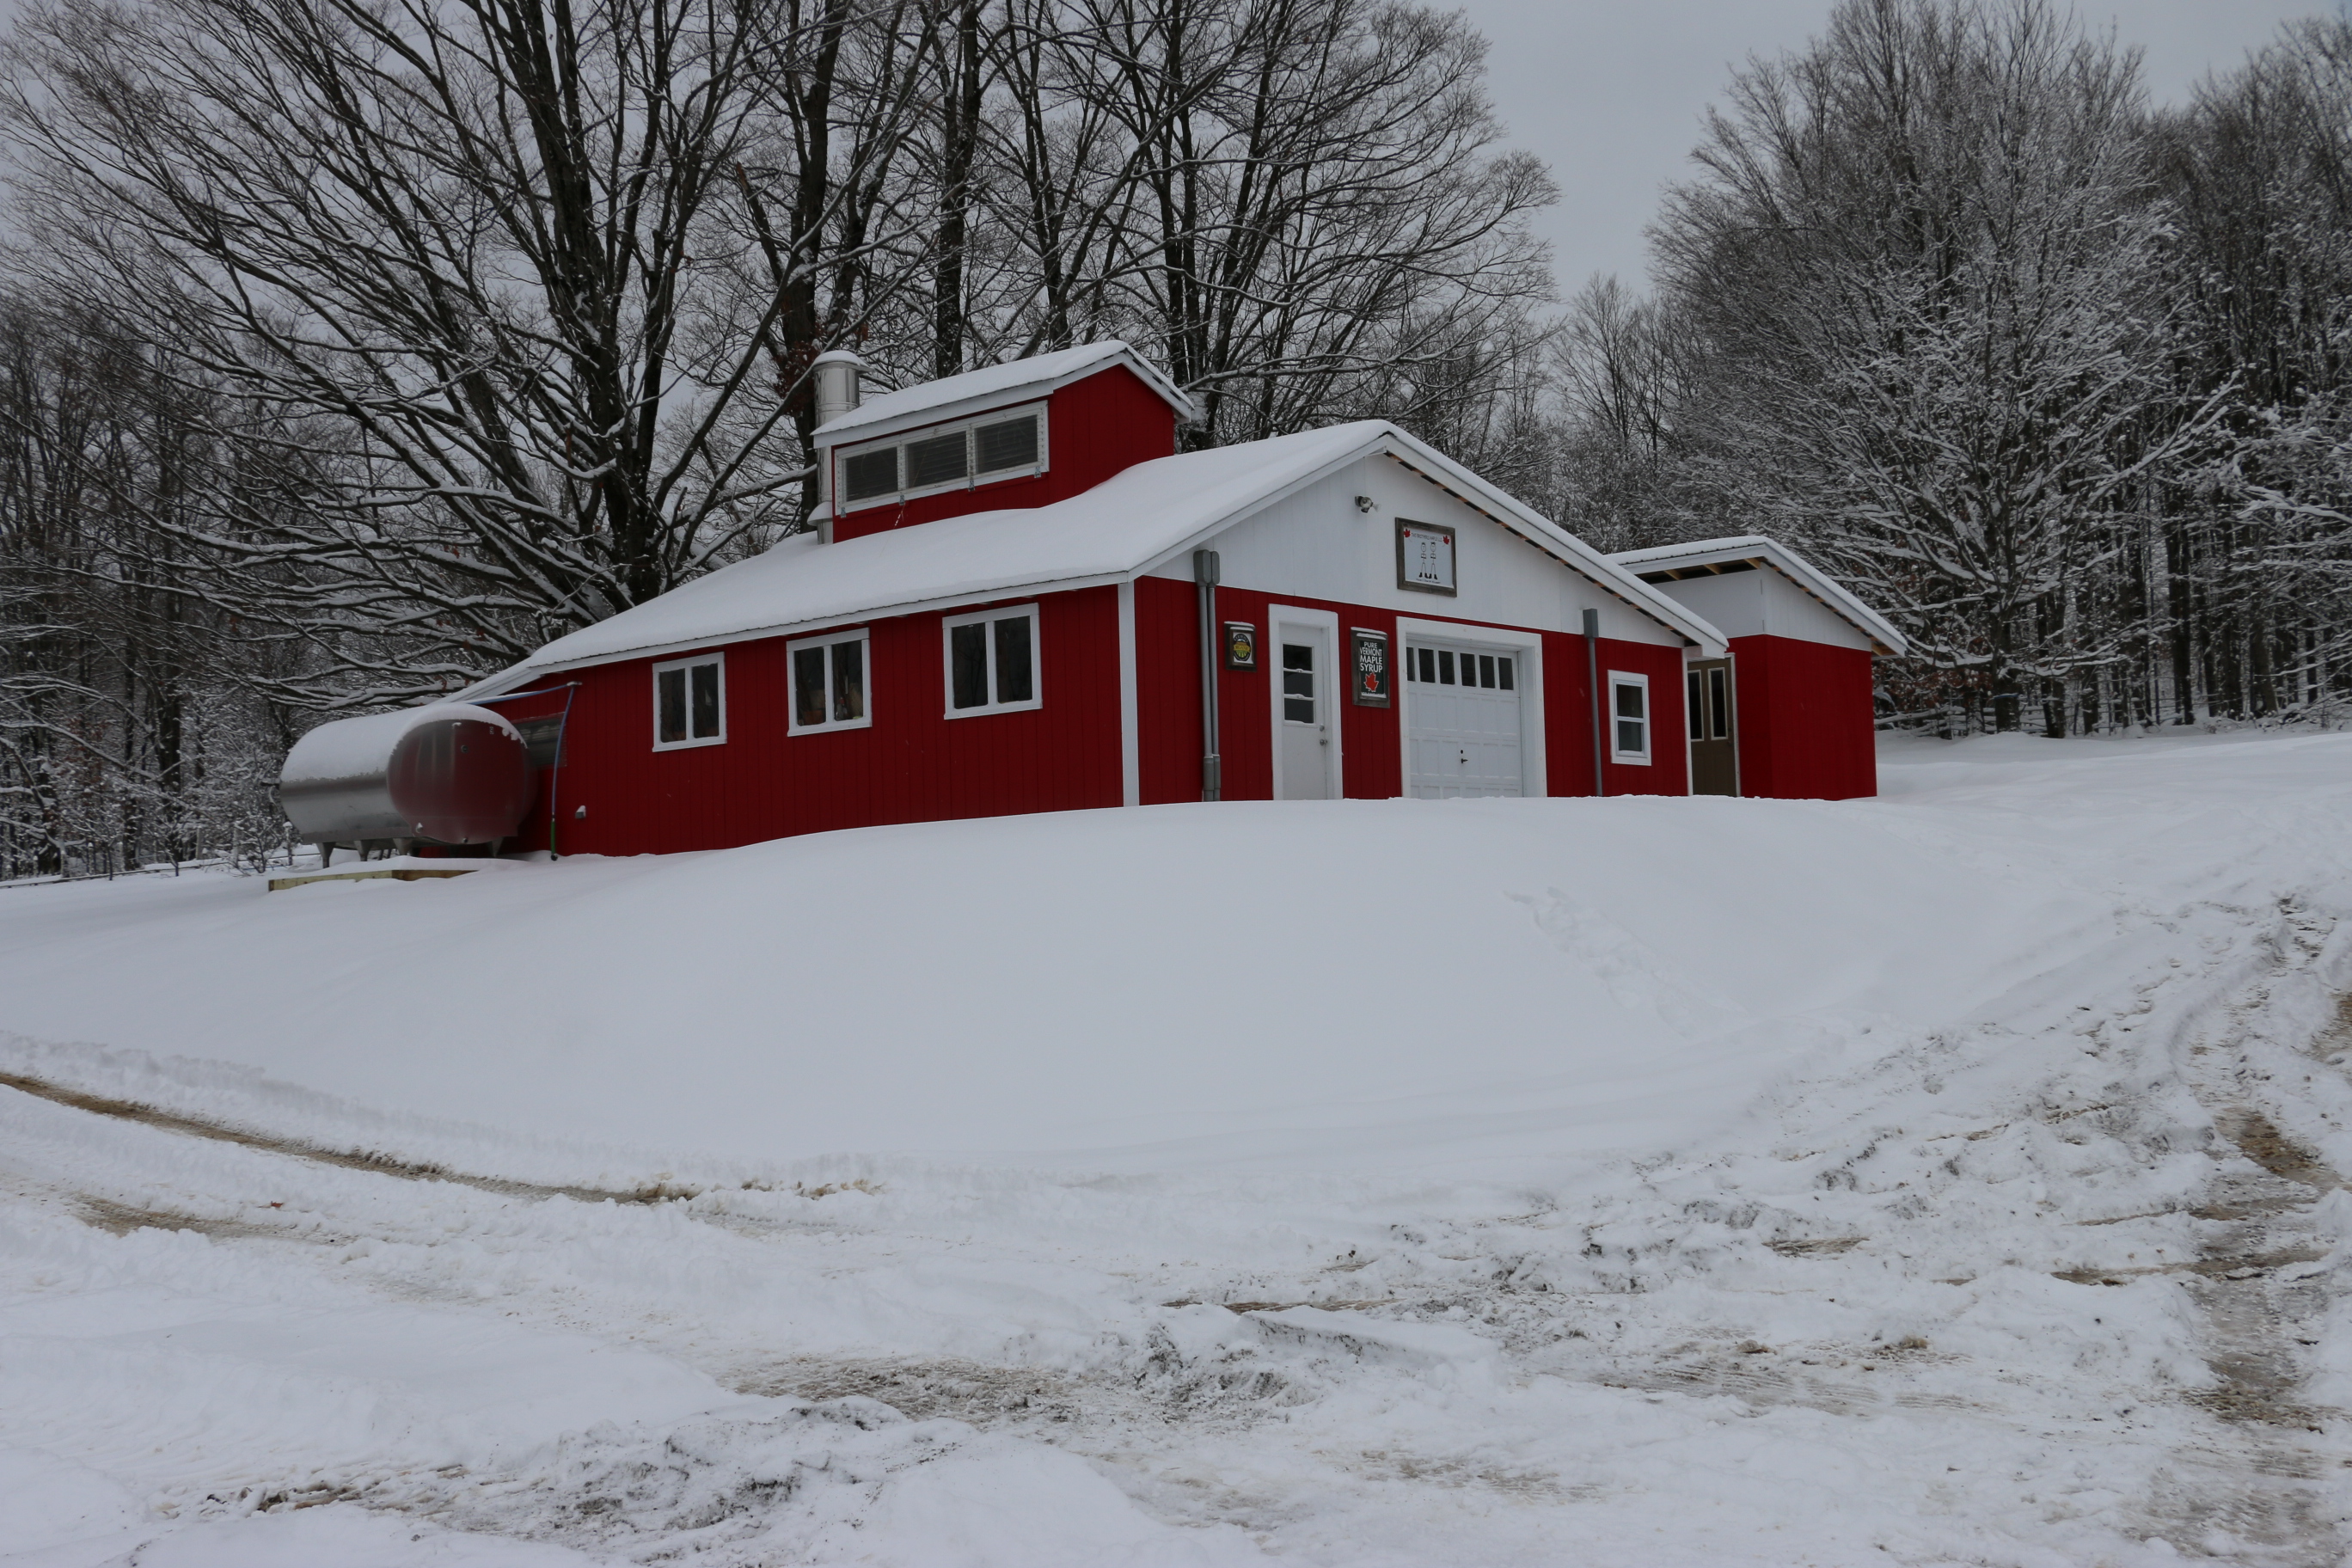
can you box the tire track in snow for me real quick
[2144,902,2352,1565]
[0,1069,684,1206]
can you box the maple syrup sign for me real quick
[1396,520,1456,595]
[1351,629,1391,707]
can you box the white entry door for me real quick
[1406,640,1524,798]
[1276,621,1335,799]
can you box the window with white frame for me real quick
[652,652,725,749]
[1608,671,1651,763]
[787,628,871,735]
[943,604,1041,717]
[836,402,1048,511]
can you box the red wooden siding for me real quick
[1731,634,1877,799]
[830,365,1177,541]
[1137,578,1687,802]
[502,585,1124,856]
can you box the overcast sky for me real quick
[1453,1,2340,295]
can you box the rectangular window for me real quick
[787,629,872,735]
[1437,649,1455,685]
[975,413,1039,474]
[906,430,970,490]
[1687,671,1705,740]
[842,446,898,502]
[943,604,1043,717]
[1413,646,1436,683]
[1609,672,1650,763]
[836,402,1050,512]
[1708,666,1730,740]
[652,652,725,750]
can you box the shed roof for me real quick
[462,422,1726,696]
[1611,536,1908,656]
[812,340,1197,444]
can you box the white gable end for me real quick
[1148,453,1686,646]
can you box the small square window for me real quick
[942,604,1043,718]
[787,629,872,735]
[1608,671,1650,764]
[652,652,726,750]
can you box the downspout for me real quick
[544,682,579,858]
[1583,607,1605,797]
[1196,548,1222,800]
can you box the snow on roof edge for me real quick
[450,421,1730,703]
[1612,535,1909,655]
[812,341,1197,444]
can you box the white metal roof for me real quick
[812,340,1197,445]
[462,422,1726,695]
[1612,535,1909,656]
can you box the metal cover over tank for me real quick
[279,704,536,845]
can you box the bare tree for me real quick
[1654,0,2217,732]
[0,0,940,703]
[957,0,1555,446]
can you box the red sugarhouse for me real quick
[285,343,1908,858]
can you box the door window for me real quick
[1283,642,1316,723]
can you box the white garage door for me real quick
[1406,640,1524,798]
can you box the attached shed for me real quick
[1612,536,1908,801]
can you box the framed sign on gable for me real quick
[1397,520,1456,596]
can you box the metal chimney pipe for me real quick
[811,350,863,432]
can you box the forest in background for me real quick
[0,0,2345,877]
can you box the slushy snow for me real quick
[2,732,2349,1565]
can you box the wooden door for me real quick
[1687,659,1737,796]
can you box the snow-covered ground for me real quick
[3,731,2349,1565]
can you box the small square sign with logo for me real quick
[1222,622,1258,671]
[1351,629,1391,707]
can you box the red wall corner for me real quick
[1732,634,1877,799]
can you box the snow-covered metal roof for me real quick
[1611,535,1909,656]
[463,422,1725,694]
[812,341,1197,445]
